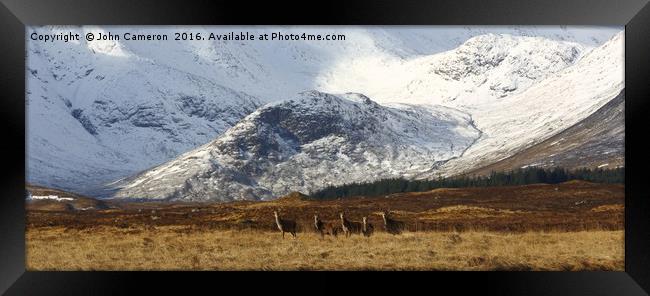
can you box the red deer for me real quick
[314,214,341,238]
[380,211,404,235]
[339,212,362,237]
[273,210,297,239]
[314,214,323,234]
[362,216,374,237]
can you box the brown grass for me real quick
[26,226,623,271]
[27,181,624,233]
[26,182,624,270]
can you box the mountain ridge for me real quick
[26,27,623,198]
[113,91,481,201]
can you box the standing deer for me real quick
[362,216,374,237]
[380,211,404,235]
[314,214,341,238]
[314,214,323,234]
[274,210,297,239]
[339,212,362,237]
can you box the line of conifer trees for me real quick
[309,167,624,200]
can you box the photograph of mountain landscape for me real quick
[26,26,624,270]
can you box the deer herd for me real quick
[273,210,403,239]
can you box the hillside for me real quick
[112,91,481,201]
[26,184,109,211]
[467,89,624,175]
[26,27,623,199]
[435,32,624,177]
[28,181,623,232]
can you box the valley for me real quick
[24,26,626,271]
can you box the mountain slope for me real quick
[435,31,624,177]
[466,89,624,175]
[113,91,481,201]
[26,184,109,211]
[320,34,587,109]
[27,27,262,195]
[26,26,621,196]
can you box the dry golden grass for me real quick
[590,204,624,212]
[25,183,624,270]
[26,226,623,271]
[420,205,523,220]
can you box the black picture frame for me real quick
[1,0,649,294]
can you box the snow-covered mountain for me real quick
[435,31,625,176]
[467,89,624,175]
[113,91,480,201]
[26,26,622,197]
[319,33,587,109]
[27,27,262,194]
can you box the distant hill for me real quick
[26,184,109,211]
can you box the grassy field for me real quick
[26,226,623,271]
[27,181,624,232]
[25,181,624,271]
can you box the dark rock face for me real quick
[71,109,98,135]
[178,96,258,125]
[208,93,391,170]
[130,104,167,128]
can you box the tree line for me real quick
[308,167,624,200]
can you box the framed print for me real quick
[1,0,649,294]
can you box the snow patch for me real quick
[27,194,74,201]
